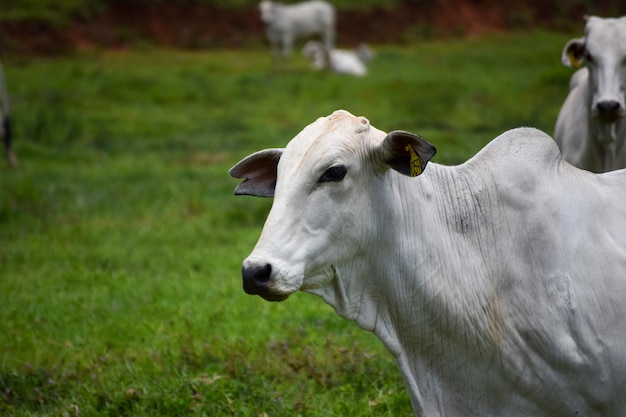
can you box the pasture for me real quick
[1,31,571,416]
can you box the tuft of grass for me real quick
[1,32,572,416]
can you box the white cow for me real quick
[302,40,375,76]
[0,60,16,168]
[230,110,626,416]
[259,0,335,66]
[554,16,626,172]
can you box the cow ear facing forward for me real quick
[379,130,436,177]
[562,37,586,68]
[229,148,283,197]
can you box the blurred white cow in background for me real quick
[554,16,626,172]
[259,0,335,66]
[0,60,17,168]
[302,40,375,76]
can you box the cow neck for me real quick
[365,162,503,364]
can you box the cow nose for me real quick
[242,263,272,295]
[597,100,622,122]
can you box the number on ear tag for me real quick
[405,145,422,177]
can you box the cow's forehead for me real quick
[585,17,626,51]
[282,110,383,164]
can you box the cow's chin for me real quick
[598,113,623,124]
[243,285,293,302]
[257,292,291,302]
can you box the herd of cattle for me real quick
[259,0,375,76]
[233,4,626,417]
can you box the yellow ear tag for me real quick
[405,144,422,177]
[568,51,581,68]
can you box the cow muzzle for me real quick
[241,263,291,301]
[595,100,625,123]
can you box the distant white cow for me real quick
[259,0,335,66]
[0,60,16,168]
[302,40,375,76]
[554,16,626,172]
[231,110,626,416]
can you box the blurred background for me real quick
[1,0,625,53]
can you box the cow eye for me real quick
[318,165,347,183]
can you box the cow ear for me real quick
[229,149,283,197]
[562,37,585,68]
[379,130,436,177]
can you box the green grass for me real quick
[1,31,573,416]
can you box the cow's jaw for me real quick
[240,199,337,302]
[243,244,351,302]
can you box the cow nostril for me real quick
[242,263,272,286]
[256,263,272,283]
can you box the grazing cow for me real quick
[0,60,16,168]
[554,16,626,172]
[302,40,375,76]
[230,110,626,416]
[259,0,335,66]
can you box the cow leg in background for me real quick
[281,34,294,67]
[2,116,17,168]
[0,60,17,168]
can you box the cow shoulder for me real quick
[469,128,563,173]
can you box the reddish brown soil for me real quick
[0,0,616,55]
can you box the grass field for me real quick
[1,31,573,416]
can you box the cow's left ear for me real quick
[229,148,283,197]
[379,130,436,177]
[561,37,586,68]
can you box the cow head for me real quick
[562,16,626,123]
[229,110,436,302]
